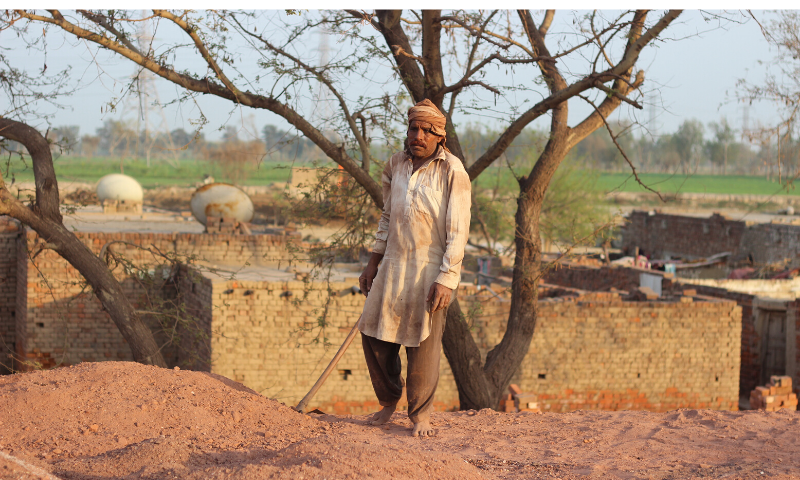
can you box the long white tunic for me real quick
[358,147,472,347]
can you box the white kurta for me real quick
[358,147,472,347]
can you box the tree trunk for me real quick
[441,121,567,410]
[0,118,167,367]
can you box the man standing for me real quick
[358,99,471,437]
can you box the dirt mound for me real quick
[1,362,799,479]
[0,363,480,479]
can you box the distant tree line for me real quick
[30,117,800,181]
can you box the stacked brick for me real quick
[13,229,297,371]
[500,384,541,413]
[101,199,143,214]
[621,211,745,259]
[546,262,770,402]
[164,272,741,415]
[204,216,253,235]
[462,288,741,413]
[624,210,800,268]
[544,263,676,295]
[750,376,797,411]
[174,269,436,415]
[0,217,20,373]
[9,225,743,415]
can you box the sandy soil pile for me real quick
[0,362,798,479]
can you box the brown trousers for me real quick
[361,308,446,423]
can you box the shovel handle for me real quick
[295,319,361,413]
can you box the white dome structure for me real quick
[190,183,254,226]
[95,174,144,202]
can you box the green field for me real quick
[3,155,797,197]
[2,156,294,188]
[598,172,800,197]
[475,167,799,197]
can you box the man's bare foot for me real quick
[412,420,435,437]
[368,405,396,426]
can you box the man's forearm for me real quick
[367,252,384,268]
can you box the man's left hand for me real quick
[426,283,452,313]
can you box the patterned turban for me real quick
[407,99,450,152]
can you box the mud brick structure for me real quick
[204,216,253,235]
[101,199,143,214]
[545,263,657,293]
[621,211,745,259]
[1,221,745,413]
[0,218,21,373]
[171,266,742,414]
[621,211,800,265]
[463,289,741,413]
[546,261,800,403]
[9,229,295,371]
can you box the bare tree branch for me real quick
[15,9,384,208]
[226,13,372,173]
[77,10,144,56]
[578,93,665,201]
[539,10,555,36]
[467,9,681,180]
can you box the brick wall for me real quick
[463,294,741,412]
[0,229,20,374]
[15,233,28,372]
[174,272,438,415]
[739,223,800,265]
[177,268,741,414]
[9,227,743,414]
[621,211,747,259]
[685,284,758,397]
[794,302,800,395]
[622,210,800,266]
[545,263,763,400]
[13,230,295,370]
[544,263,667,293]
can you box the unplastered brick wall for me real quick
[544,263,671,293]
[739,223,800,265]
[682,283,758,396]
[622,210,800,266]
[464,294,742,412]
[621,211,746,259]
[545,263,759,399]
[179,266,741,414]
[0,230,20,373]
[173,268,458,415]
[14,233,27,370]
[794,302,800,395]
[14,229,295,370]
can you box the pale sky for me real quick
[0,10,780,142]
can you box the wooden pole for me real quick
[295,319,361,413]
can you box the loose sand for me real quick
[0,362,798,479]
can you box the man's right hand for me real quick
[359,252,384,296]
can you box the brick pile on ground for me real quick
[750,375,798,411]
[499,384,541,413]
[205,215,253,234]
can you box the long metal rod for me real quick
[295,319,360,413]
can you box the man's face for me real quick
[407,120,440,159]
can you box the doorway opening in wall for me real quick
[760,310,787,385]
